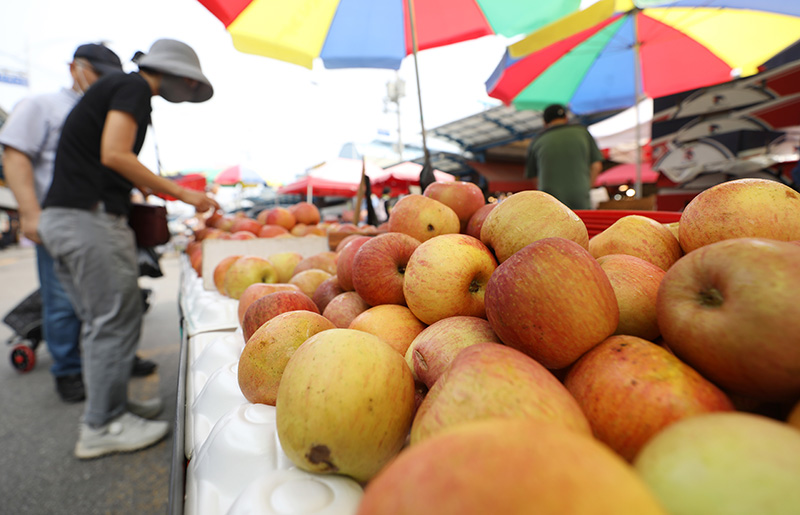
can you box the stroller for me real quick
[3,247,161,373]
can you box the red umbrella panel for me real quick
[214,165,266,185]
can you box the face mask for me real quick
[159,75,198,103]
[73,63,92,95]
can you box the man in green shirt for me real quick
[525,104,603,210]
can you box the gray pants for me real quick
[39,207,142,427]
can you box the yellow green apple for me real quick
[276,329,416,483]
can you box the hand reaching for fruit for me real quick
[181,189,220,213]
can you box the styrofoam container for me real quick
[227,469,363,515]
[185,403,363,515]
[182,289,240,337]
[184,403,290,515]
[185,330,244,439]
[186,361,248,459]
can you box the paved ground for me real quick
[0,244,183,514]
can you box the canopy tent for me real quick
[307,158,387,183]
[374,162,455,196]
[276,176,360,197]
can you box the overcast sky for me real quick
[0,0,519,185]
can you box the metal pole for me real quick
[632,10,643,199]
[406,0,430,159]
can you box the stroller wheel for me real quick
[10,344,36,373]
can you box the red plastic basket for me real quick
[574,210,681,238]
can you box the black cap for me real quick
[543,104,568,124]
[73,44,123,76]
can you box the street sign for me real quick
[0,69,28,87]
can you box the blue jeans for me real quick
[36,244,82,377]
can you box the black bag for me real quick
[137,246,164,278]
[129,203,170,247]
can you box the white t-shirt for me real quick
[0,87,81,204]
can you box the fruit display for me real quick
[180,178,800,514]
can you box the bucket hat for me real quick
[73,43,123,76]
[133,39,213,103]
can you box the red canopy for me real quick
[373,162,455,196]
[277,176,360,197]
[595,163,659,187]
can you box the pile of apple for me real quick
[202,178,800,514]
[185,200,382,277]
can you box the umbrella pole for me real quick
[353,157,367,226]
[407,0,430,164]
[632,10,643,199]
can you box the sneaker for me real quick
[74,412,169,459]
[132,355,157,377]
[128,397,163,419]
[55,374,85,403]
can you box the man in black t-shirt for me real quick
[39,39,219,459]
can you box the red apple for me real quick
[288,201,321,225]
[237,282,302,324]
[241,290,320,342]
[348,304,426,356]
[423,180,486,232]
[311,275,345,313]
[216,215,236,232]
[410,342,591,444]
[258,224,290,238]
[480,190,589,263]
[387,194,460,242]
[464,202,497,240]
[359,419,666,515]
[204,210,223,228]
[265,207,296,230]
[288,269,333,298]
[188,245,203,276]
[565,335,734,461]
[679,178,800,254]
[290,223,310,236]
[335,236,372,291]
[597,254,666,341]
[352,232,421,306]
[484,237,618,369]
[230,217,263,236]
[222,255,278,300]
[404,315,501,388]
[238,310,335,405]
[322,291,371,328]
[589,214,682,272]
[229,230,257,240]
[256,208,272,225]
[335,233,365,252]
[657,237,800,401]
[403,234,497,325]
[212,254,243,295]
[292,251,338,276]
